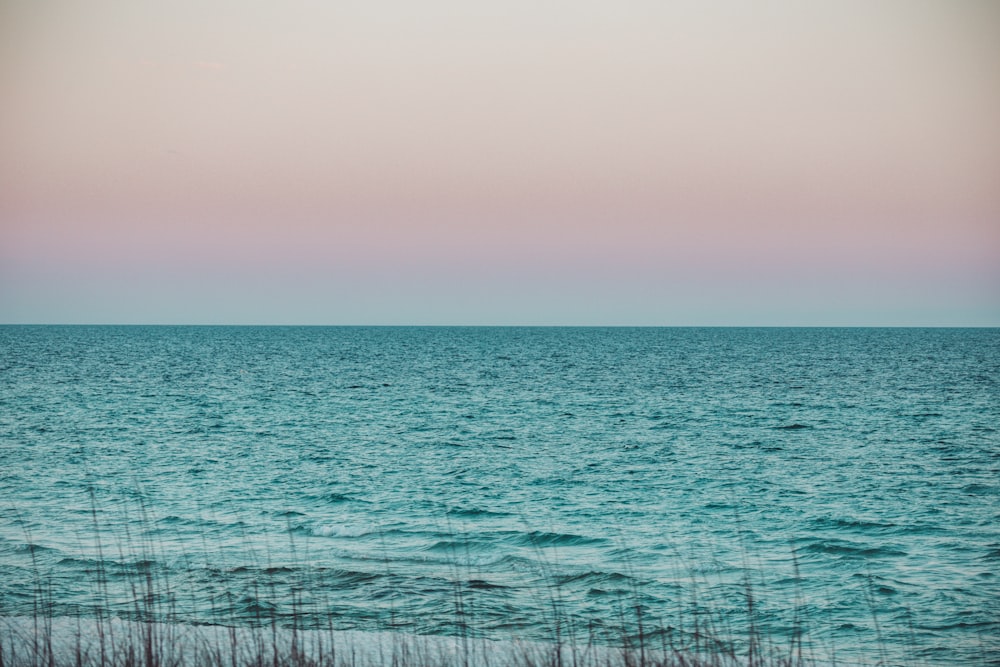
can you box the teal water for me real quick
[1,326,997,665]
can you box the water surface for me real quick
[1,326,997,665]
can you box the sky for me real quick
[1,0,998,325]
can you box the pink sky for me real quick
[2,0,998,324]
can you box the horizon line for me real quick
[2,323,998,329]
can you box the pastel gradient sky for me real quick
[2,0,998,324]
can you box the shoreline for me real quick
[1,615,866,667]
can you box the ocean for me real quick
[1,326,997,666]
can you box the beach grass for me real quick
[0,491,964,667]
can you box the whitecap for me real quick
[311,523,373,538]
